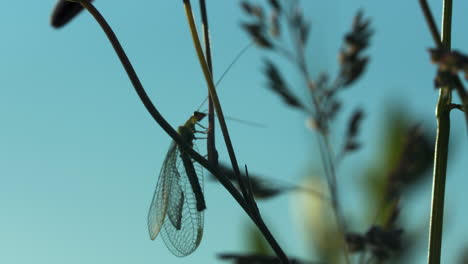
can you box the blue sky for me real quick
[1,0,468,263]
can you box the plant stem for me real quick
[182,1,289,262]
[198,0,218,168]
[182,0,244,190]
[284,5,350,259]
[419,0,468,133]
[427,0,452,263]
[418,0,442,47]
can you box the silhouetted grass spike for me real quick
[347,109,364,138]
[339,11,372,87]
[290,9,310,47]
[264,60,303,108]
[346,10,372,52]
[242,23,273,49]
[342,108,364,153]
[240,1,253,14]
[299,20,310,47]
[267,0,281,12]
[240,1,279,49]
[240,1,264,20]
[340,57,369,86]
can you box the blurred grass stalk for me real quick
[427,0,452,263]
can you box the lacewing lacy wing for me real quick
[148,141,204,256]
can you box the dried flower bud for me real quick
[50,0,94,28]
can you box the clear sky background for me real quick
[1,0,468,263]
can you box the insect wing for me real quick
[167,183,184,230]
[160,145,204,256]
[179,148,206,211]
[147,142,179,240]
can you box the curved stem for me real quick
[427,0,452,263]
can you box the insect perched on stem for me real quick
[148,111,207,257]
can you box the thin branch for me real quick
[198,0,218,168]
[182,0,244,186]
[418,0,442,47]
[427,0,452,263]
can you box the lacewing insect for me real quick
[148,111,207,256]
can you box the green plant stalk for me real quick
[182,0,244,188]
[182,0,258,221]
[428,0,452,263]
[67,1,288,262]
[419,0,468,135]
[428,88,450,264]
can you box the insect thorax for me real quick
[177,125,196,146]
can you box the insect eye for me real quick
[193,111,207,121]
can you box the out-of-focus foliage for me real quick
[220,108,435,264]
[295,177,342,264]
[354,109,433,263]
